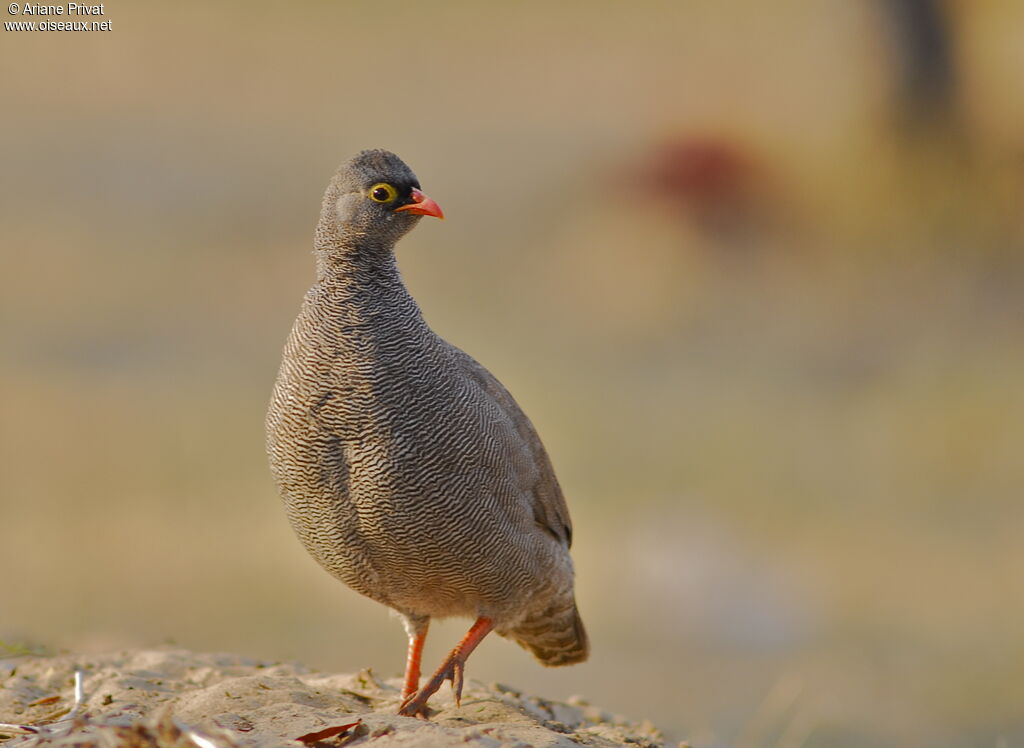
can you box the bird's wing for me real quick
[446,343,574,548]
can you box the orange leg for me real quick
[402,620,429,700]
[397,616,495,718]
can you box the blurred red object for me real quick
[645,140,754,208]
[627,137,769,247]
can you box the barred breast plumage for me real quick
[265,150,587,717]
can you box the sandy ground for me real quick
[0,649,666,747]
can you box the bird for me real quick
[265,149,588,718]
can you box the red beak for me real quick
[394,188,445,219]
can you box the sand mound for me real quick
[0,649,665,747]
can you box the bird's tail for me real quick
[507,596,589,667]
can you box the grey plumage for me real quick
[265,150,588,694]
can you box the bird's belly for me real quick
[344,443,545,617]
[269,356,568,622]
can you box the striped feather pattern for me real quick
[265,151,588,667]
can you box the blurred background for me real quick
[2,1,1023,746]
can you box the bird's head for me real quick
[315,149,444,259]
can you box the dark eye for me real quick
[369,183,398,203]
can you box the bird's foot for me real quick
[397,656,462,718]
[395,616,494,719]
[449,659,465,705]
[397,694,432,719]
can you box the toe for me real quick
[452,661,465,706]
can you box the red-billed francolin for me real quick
[266,150,587,717]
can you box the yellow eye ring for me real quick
[368,183,398,203]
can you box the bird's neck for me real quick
[315,242,398,285]
[310,245,423,330]
[314,212,402,284]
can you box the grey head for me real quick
[314,149,444,261]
